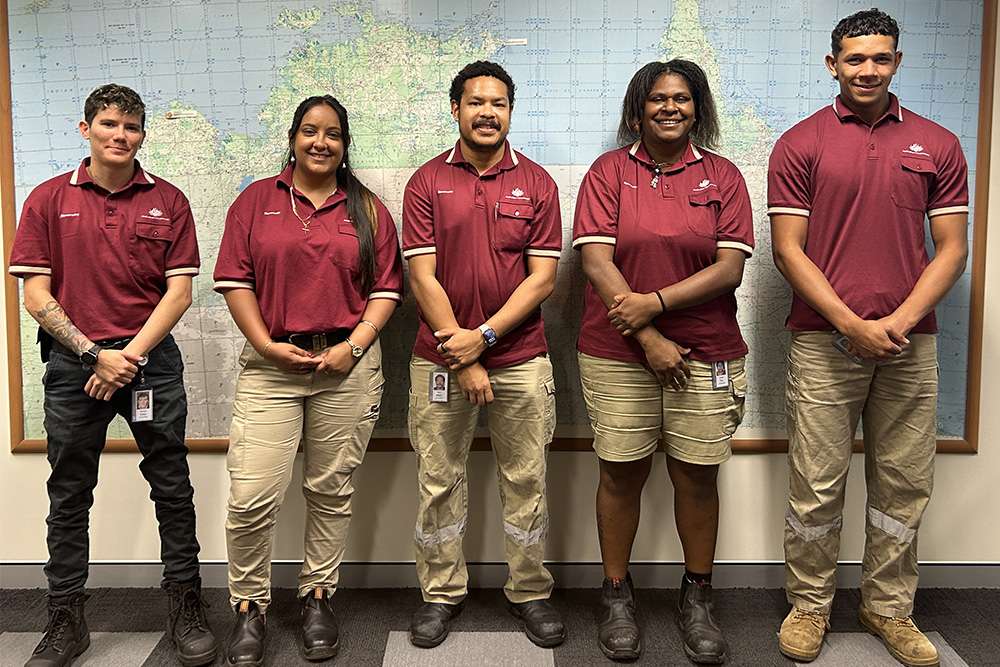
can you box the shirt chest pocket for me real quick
[492,201,534,252]
[686,190,721,239]
[328,217,360,274]
[891,156,937,213]
[129,221,173,280]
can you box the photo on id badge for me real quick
[430,371,448,403]
[132,388,153,422]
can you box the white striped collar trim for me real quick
[628,140,702,164]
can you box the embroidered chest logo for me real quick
[141,206,170,221]
[506,187,530,201]
[903,143,930,157]
[692,179,717,192]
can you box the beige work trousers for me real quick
[226,340,384,612]
[408,354,557,604]
[784,331,937,618]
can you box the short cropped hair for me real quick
[831,8,899,56]
[617,59,720,151]
[449,61,515,109]
[84,83,146,128]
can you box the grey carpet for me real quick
[2,587,998,666]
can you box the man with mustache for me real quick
[401,60,565,649]
[768,9,968,666]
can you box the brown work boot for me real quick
[859,605,939,667]
[778,607,829,662]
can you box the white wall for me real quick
[2,43,998,575]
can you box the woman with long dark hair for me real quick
[214,95,403,666]
[573,60,753,664]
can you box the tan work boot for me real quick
[858,605,939,667]
[778,607,829,662]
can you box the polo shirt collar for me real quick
[278,164,347,208]
[69,158,156,189]
[445,139,519,175]
[832,93,903,123]
[628,138,703,171]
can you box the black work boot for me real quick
[598,573,640,660]
[25,592,90,667]
[227,600,266,667]
[301,588,339,661]
[166,578,218,667]
[678,578,726,664]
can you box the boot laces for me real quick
[177,588,209,634]
[792,609,826,629]
[37,605,73,650]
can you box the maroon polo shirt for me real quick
[9,159,200,340]
[767,95,969,333]
[402,141,562,370]
[213,166,403,336]
[573,140,753,363]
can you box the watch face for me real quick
[351,344,363,357]
[80,347,100,367]
[482,327,497,346]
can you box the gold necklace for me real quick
[289,187,316,234]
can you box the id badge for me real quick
[429,370,449,403]
[132,387,153,422]
[712,361,729,390]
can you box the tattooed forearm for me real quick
[33,300,91,355]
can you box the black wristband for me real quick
[654,290,666,313]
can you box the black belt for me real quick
[50,337,134,358]
[273,330,350,351]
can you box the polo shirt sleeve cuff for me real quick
[717,240,753,256]
[368,290,402,302]
[8,265,51,277]
[213,280,254,291]
[165,266,199,278]
[525,248,562,259]
[767,206,810,218]
[927,205,969,218]
[571,235,616,249]
[402,246,436,260]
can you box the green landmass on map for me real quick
[276,6,324,30]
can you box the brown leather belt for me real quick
[273,330,350,351]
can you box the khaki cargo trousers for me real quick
[408,354,557,604]
[226,341,384,612]
[784,331,937,618]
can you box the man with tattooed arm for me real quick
[9,84,216,667]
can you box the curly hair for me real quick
[449,60,515,108]
[84,83,146,128]
[831,8,899,56]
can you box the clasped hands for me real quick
[263,341,357,375]
[608,291,690,391]
[434,327,493,405]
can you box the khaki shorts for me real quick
[578,352,746,465]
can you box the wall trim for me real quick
[2,561,997,590]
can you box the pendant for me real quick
[650,173,658,189]
[302,225,311,234]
